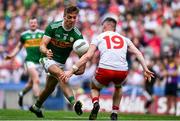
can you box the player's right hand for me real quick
[144,69,154,82]
[46,49,53,59]
[61,71,73,83]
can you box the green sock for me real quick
[68,96,75,105]
[35,100,42,108]
[22,86,31,95]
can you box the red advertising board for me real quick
[77,94,180,116]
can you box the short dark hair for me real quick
[30,16,37,20]
[64,5,79,15]
[102,17,117,26]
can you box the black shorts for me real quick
[145,86,153,95]
[165,83,177,96]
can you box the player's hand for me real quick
[4,55,13,60]
[74,64,86,75]
[65,71,73,78]
[46,49,53,59]
[59,72,69,83]
[63,71,73,83]
[144,69,154,82]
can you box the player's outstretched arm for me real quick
[128,43,154,81]
[5,41,23,60]
[64,44,97,81]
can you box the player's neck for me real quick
[62,21,73,31]
[103,28,115,32]
[30,29,37,32]
[103,29,114,32]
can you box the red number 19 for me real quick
[103,35,124,49]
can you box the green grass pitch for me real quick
[0,109,180,120]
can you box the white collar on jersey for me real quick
[62,21,73,31]
[29,29,38,33]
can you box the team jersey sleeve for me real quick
[74,27,83,40]
[90,36,98,46]
[19,34,25,44]
[125,38,133,46]
[44,23,53,38]
[76,34,83,40]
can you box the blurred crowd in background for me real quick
[0,0,180,106]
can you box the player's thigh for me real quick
[25,61,39,80]
[93,68,112,87]
[39,57,64,76]
[113,71,128,87]
[48,64,64,78]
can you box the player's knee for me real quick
[27,82,33,87]
[49,68,60,78]
[90,82,101,91]
[33,79,40,85]
[115,87,121,93]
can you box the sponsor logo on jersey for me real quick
[70,37,74,42]
[25,36,31,39]
[50,38,73,48]
[24,39,42,47]
[55,34,61,38]
[38,34,43,38]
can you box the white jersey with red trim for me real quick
[91,31,132,71]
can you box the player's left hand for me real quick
[144,69,154,82]
[62,71,73,83]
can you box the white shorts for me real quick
[25,61,43,73]
[39,57,65,73]
[24,61,46,84]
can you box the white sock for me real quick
[112,110,118,114]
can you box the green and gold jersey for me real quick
[20,29,44,63]
[44,20,83,64]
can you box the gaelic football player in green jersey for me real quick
[29,5,85,117]
[5,17,44,108]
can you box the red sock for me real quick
[112,105,119,110]
[92,97,99,103]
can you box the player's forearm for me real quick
[77,54,91,68]
[136,52,148,71]
[7,43,21,58]
[40,45,48,55]
[129,43,148,71]
[8,47,19,57]
[40,35,51,55]
[71,55,89,73]
[71,54,91,74]
[71,45,96,74]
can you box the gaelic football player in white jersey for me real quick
[65,17,154,120]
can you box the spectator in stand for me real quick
[164,54,178,115]
[175,51,180,103]
[155,18,173,52]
